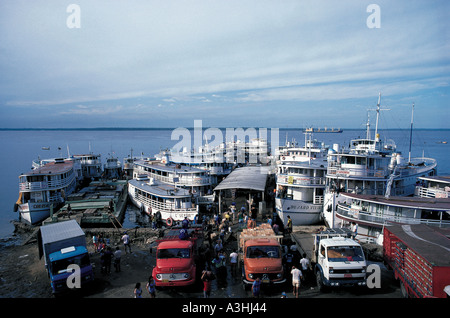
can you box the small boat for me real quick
[304,127,343,133]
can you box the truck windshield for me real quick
[247,246,280,258]
[158,248,190,259]
[51,253,90,275]
[327,246,364,262]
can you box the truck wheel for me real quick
[316,271,326,292]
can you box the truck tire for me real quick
[316,271,326,292]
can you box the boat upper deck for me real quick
[341,192,450,211]
[129,178,193,198]
[22,159,74,176]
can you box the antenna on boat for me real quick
[368,92,390,140]
[408,103,415,163]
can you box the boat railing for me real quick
[276,174,326,186]
[137,171,212,186]
[336,204,450,228]
[327,164,388,178]
[314,195,324,205]
[415,186,449,199]
[136,193,197,213]
[19,175,76,191]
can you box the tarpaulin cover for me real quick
[213,166,271,192]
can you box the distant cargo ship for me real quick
[304,127,343,133]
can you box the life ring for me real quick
[166,217,174,227]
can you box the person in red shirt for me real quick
[201,270,214,298]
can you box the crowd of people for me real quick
[90,200,312,298]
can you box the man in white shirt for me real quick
[122,232,131,254]
[229,249,238,275]
[300,253,310,284]
[290,265,303,298]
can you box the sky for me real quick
[0,0,449,129]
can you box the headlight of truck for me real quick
[184,273,190,279]
[155,274,162,280]
[277,273,282,278]
[361,267,366,273]
[248,273,254,279]
[329,267,334,274]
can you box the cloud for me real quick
[59,104,124,115]
[0,0,448,127]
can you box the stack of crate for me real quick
[403,247,433,297]
[393,241,406,269]
[239,223,279,248]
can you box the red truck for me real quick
[383,224,450,298]
[152,225,204,287]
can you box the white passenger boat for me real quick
[72,153,103,182]
[132,157,213,196]
[335,192,450,244]
[103,155,122,179]
[128,175,198,221]
[15,158,77,224]
[322,94,438,234]
[275,133,328,225]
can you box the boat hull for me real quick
[18,202,52,225]
[275,197,322,226]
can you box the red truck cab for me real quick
[152,226,203,287]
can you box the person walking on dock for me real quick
[286,215,293,234]
[122,232,132,254]
[291,265,303,298]
[114,246,122,272]
[146,276,156,298]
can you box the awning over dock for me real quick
[213,166,271,192]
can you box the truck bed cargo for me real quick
[383,224,450,298]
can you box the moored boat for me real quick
[335,192,450,244]
[275,133,328,225]
[128,175,198,222]
[322,94,438,240]
[15,158,77,225]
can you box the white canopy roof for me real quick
[213,166,271,192]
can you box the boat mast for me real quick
[408,103,415,163]
[370,92,390,141]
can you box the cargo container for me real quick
[38,220,94,294]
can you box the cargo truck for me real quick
[152,225,204,287]
[292,228,367,291]
[38,220,94,294]
[383,224,450,298]
[239,223,286,287]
